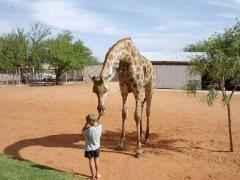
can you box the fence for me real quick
[0,68,83,85]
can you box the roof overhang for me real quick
[151,61,189,65]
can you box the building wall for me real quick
[83,65,118,82]
[83,65,102,81]
[83,64,201,89]
[154,65,201,89]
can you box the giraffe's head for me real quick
[90,75,109,116]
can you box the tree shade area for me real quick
[0,24,99,84]
[186,20,240,152]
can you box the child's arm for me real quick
[82,122,89,131]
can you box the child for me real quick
[82,114,102,180]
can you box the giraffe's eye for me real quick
[93,88,97,94]
[103,87,108,94]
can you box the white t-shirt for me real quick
[83,123,102,151]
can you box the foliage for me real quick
[185,80,198,95]
[183,40,208,52]
[0,24,99,84]
[188,21,240,105]
[0,153,82,180]
[0,24,50,69]
[27,24,51,67]
[43,31,98,84]
[200,84,219,106]
[0,28,28,69]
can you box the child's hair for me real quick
[86,114,97,122]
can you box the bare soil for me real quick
[0,82,240,180]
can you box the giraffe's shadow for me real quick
[4,130,187,160]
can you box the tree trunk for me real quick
[227,103,233,152]
[55,72,62,85]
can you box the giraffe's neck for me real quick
[100,46,130,80]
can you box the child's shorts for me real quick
[85,148,100,158]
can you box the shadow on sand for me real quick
[4,130,230,177]
[4,130,187,160]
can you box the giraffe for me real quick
[90,37,155,158]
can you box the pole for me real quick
[32,66,35,84]
[1,70,3,84]
[65,72,67,83]
[18,67,21,85]
[6,70,8,85]
[227,104,233,152]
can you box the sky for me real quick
[0,0,240,61]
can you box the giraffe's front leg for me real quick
[135,98,143,158]
[118,93,128,150]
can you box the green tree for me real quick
[0,24,50,70]
[184,40,208,52]
[44,31,98,85]
[0,28,28,69]
[27,24,51,68]
[187,21,240,152]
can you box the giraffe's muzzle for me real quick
[97,106,105,114]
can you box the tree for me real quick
[184,40,208,52]
[27,24,51,68]
[0,24,50,69]
[0,28,28,69]
[44,31,98,85]
[186,21,240,152]
[0,24,51,83]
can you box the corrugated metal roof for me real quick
[141,52,206,62]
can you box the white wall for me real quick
[154,65,201,89]
[83,65,102,81]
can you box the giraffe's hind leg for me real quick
[140,98,146,140]
[144,81,153,144]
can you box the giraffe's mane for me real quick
[100,37,132,76]
[105,37,131,59]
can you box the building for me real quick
[142,52,204,89]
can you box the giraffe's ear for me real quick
[89,74,96,82]
[99,75,104,82]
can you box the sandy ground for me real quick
[0,82,240,180]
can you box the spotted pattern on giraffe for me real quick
[92,37,154,158]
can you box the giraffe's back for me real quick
[117,54,154,93]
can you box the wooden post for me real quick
[6,70,8,85]
[18,67,21,85]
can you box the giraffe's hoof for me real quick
[135,150,143,158]
[144,138,150,144]
[116,143,124,150]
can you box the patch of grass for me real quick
[0,153,83,180]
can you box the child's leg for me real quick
[89,158,95,180]
[94,157,101,178]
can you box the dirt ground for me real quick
[0,82,240,180]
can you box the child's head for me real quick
[86,114,97,126]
